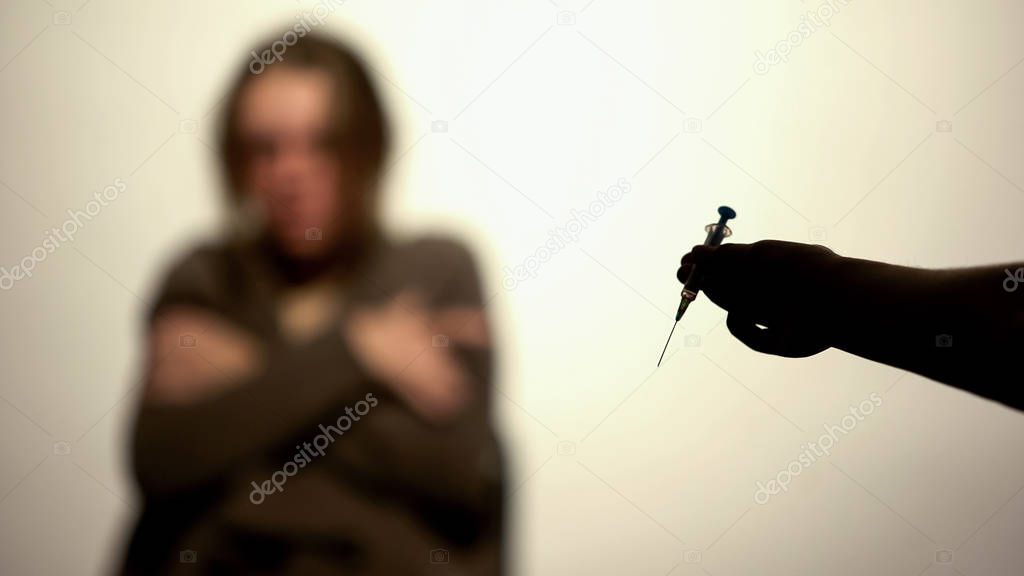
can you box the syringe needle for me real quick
[656,319,678,367]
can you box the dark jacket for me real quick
[119,233,505,575]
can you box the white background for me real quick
[1,1,1023,574]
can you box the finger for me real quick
[680,244,713,267]
[680,244,735,283]
[678,245,719,286]
[430,306,491,348]
[400,349,471,421]
[146,309,258,405]
[390,289,429,323]
[683,244,752,303]
[676,263,694,284]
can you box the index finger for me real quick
[678,243,748,285]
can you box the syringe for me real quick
[656,206,736,366]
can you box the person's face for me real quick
[236,66,366,259]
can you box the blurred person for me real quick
[677,241,1023,411]
[119,32,505,575]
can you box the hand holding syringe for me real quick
[657,206,736,366]
[654,209,1024,412]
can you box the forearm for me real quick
[131,327,378,498]
[321,346,502,543]
[331,235,500,510]
[314,235,502,539]
[826,257,1024,407]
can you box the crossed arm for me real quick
[130,239,501,531]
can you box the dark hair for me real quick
[218,32,391,202]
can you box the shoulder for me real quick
[148,238,242,321]
[160,240,230,282]
[382,234,486,306]
[397,234,478,270]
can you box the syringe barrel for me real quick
[681,207,736,307]
[703,222,731,246]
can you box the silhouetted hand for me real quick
[678,240,843,357]
[678,239,1024,411]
